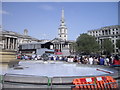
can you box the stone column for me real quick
[10,38,12,50]
[15,39,18,50]
[60,44,61,51]
[56,44,58,50]
[60,43,62,51]
[10,38,13,49]
[13,38,15,49]
[54,44,56,50]
[68,44,69,48]
[3,40,5,49]
[8,38,10,49]
[53,44,54,49]
[59,44,60,50]
[5,38,7,49]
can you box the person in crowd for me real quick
[112,55,120,66]
[80,56,84,64]
[56,56,59,60]
[73,56,78,62]
[99,56,104,65]
[32,54,36,60]
[77,56,81,64]
[59,56,62,60]
[21,55,25,60]
[51,56,54,60]
[88,56,93,65]
[93,57,99,65]
[62,56,65,61]
[109,56,114,65]
[53,56,56,61]
[104,56,110,66]
[37,55,41,60]
[25,55,28,60]
[28,55,32,60]
[64,56,68,62]
[84,56,88,64]
[34,55,37,60]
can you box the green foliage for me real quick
[76,33,100,55]
[101,39,113,55]
[71,42,77,48]
[70,42,77,54]
[116,39,120,49]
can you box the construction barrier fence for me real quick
[72,76,118,89]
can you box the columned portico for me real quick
[3,36,18,50]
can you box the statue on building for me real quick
[24,29,28,36]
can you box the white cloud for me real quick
[38,4,54,11]
[0,10,9,15]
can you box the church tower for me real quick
[58,9,67,41]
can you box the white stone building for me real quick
[88,25,120,54]
[0,28,39,51]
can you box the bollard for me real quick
[0,75,2,83]
[48,78,51,86]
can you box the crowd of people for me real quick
[17,54,120,66]
[73,55,120,66]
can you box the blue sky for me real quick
[2,2,118,40]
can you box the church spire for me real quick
[61,8,64,22]
[58,9,67,41]
[60,8,65,26]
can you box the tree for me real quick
[76,33,100,55]
[116,39,120,54]
[101,39,113,55]
[70,42,77,55]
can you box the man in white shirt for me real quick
[89,56,93,65]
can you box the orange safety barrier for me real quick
[72,76,118,90]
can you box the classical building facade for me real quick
[0,28,39,51]
[58,9,67,41]
[51,38,72,50]
[88,25,120,54]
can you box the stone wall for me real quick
[0,50,20,67]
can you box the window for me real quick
[112,40,114,43]
[116,49,118,53]
[105,30,108,35]
[109,30,111,34]
[102,30,104,35]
